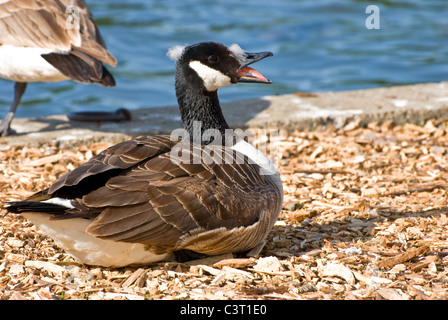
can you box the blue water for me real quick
[0,0,447,118]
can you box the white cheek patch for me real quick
[189,60,232,92]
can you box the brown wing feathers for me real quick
[28,135,276,253]
[47,136,175,196]
[41,52,115,86]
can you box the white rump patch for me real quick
[41,197,75,209]
[189,60,232,92]
[229,43,245,60]
[167,45,186,61]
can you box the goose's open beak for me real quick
[236,51,273,84]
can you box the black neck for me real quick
[175,71,230,144]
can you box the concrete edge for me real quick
[1,81,447,148]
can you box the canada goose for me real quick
[0,0,116,136]
[5,41,283,267]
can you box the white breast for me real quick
[0,45,68,82]
[231,139,282,187]
[21,212,173,267]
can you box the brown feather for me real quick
[23,134,282,255]
[0,0,117,80]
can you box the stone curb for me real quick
[1,82,447,147]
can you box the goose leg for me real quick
[0,82,27,137]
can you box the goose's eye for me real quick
[208,55,219,64]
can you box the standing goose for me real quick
[5,41,283,267]
[0,0,116,136]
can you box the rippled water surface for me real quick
[0,0,447,118]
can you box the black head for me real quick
[168,41,273,92]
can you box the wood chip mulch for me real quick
[1,118,447,300]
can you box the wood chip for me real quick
[25,261,66,277]
[212,258,255,269]
[2,118,448,300]
[253,256,284,273]
[377,288,409,300]
[23,154,64,167]
[375,246,430,270]
[194,265,221,276]
[121,268,146,288]
[408,255,439,272]
[9,264,24,275]
[4,253,27,264]
[185,253,234,266]
[320,263,356,285]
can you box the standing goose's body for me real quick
[0,0,116,136]
[5,42,283,267]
